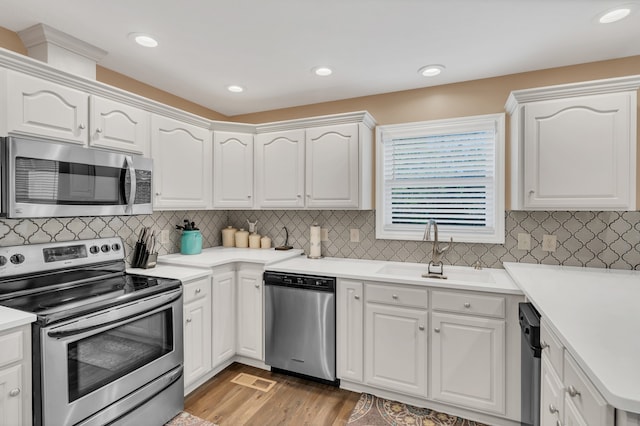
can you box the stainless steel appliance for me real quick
[519,302,542,426]
[0,238,183,426]
[0,136,152,218]
[264,271,337,384]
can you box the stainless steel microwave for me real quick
[1,136,153,218]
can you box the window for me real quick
[376,113,505,243]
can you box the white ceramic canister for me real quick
[260,235,272,249]
[249,233,261,249]
[222,226,237,247]
[235,228,249,248]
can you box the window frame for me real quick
[375,113,505,244]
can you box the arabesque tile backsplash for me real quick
[1,210,640,270]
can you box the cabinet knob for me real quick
[155,192,161,196]
[418,325,425,331]
[96,127,103,133]
[541,340,550,350]
[255,284,260,289]
[464,302,471,308]
[186,318,192,323]
[354,295,360,300]
[392,294,398,299]
[79,123,86,130]
[567,385,581,397]
[549,404,558,414]
[528,189,535,196]
[248,195,252,198]
[297,194,302,198]
[195,288,201,293]
[434,327,441,333]
[9,388,20,397]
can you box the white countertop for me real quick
[504,262,640,414]
[267,256,522,294]
[127,264,212,281]
[157,246,305,269]
[0,306,36,332]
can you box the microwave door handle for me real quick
[125,155,137,214]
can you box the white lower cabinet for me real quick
[236,264,264,360]
[183,276,212,389]
[0,325,31,426]
[211,266,236,367]
[540,355,564,426]
[337,279,363,382]
[364,288,428,397]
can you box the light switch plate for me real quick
[159,229,170,244]
[321,228,329,242]
[350,228,360,243]
[542,234,557,252]
[517,233,531,250]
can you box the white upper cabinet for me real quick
[507,76,640,211]
[5,71,88,145]
[89,95,150,155]
[151,114,212,210]
[255,129,306,208]
[213,131,254,208]
[306,123,360,208]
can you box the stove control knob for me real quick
[111,243,121,252]
[10,254,25,264]
[90,245,100,254]
[0,256,6,266]
[101,244,110,253]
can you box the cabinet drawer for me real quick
[366,283,428,308]
[563,352,614,425]
[431,290,505,318]
[541,320,563,377]
[183,277,211,304]
[0,329,23,367]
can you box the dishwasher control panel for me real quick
[264,271,336,292]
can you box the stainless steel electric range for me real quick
[0,237,184,426]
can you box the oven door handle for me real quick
[125,155,137,214]
[47,289,181,339]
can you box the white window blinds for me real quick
[376,114,505,243]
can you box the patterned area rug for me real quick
[347,393,488,426]
[165,411,217,426]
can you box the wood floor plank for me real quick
[184,363,359,425]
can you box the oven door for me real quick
[3,136,152,218]
[39,289,182,426]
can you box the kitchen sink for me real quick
[375,263,496,284]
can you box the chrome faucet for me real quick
[422,219,452,278]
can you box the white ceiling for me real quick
[1,0,639,117]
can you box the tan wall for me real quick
[0,27,227,121]
[233,56,640,208]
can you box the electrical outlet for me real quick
[159,229,170,244]
[542,234,557,252]
[517,233,531,250]
[321,228,329,242]
[350,228,360,243]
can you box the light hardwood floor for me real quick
[184,363,360,425]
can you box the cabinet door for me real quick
[213,131,254,208]
[564,395,588,426]
[337,279,363,382]
[151,115,211,209]
[212,269,236,366]
[523,92,635,210]
[431,312,505,414]
[541,355,563,426]
[236,267,263,359]
[89,96,150,155]
[183,296,212,388]
[7,71,88,144]
[255,130,305,208]
[306,123,359,208]
[0,364,23,426]
[364,303,427,397]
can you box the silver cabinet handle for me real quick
[464,302,471,308]
[195,288,201,293]
[567,385,581,397]
[255,284,260,288]
[392,294,398,299]
[248,195,252,198]
[529,189,535,195]
[354,295,360,300]
[434,327,440,333]
[79,123,86,130]
[297,194,302,198]
[418,325,425,331]
[96,127,103,133]
[155,192,161,196]
[549,404,558,414]
[541,340,550,350]
[186,318,192,323]
[9,388,20,397]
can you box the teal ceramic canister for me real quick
[180,230,202,255]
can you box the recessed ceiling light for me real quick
[418,65,445,77]
[128,33,158,47]
[227,85,245,93]
[599,7,631,23]
[313,66,333,77]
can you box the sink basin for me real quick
[375,263,495,284]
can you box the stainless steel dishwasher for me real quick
[264,271,337,384]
